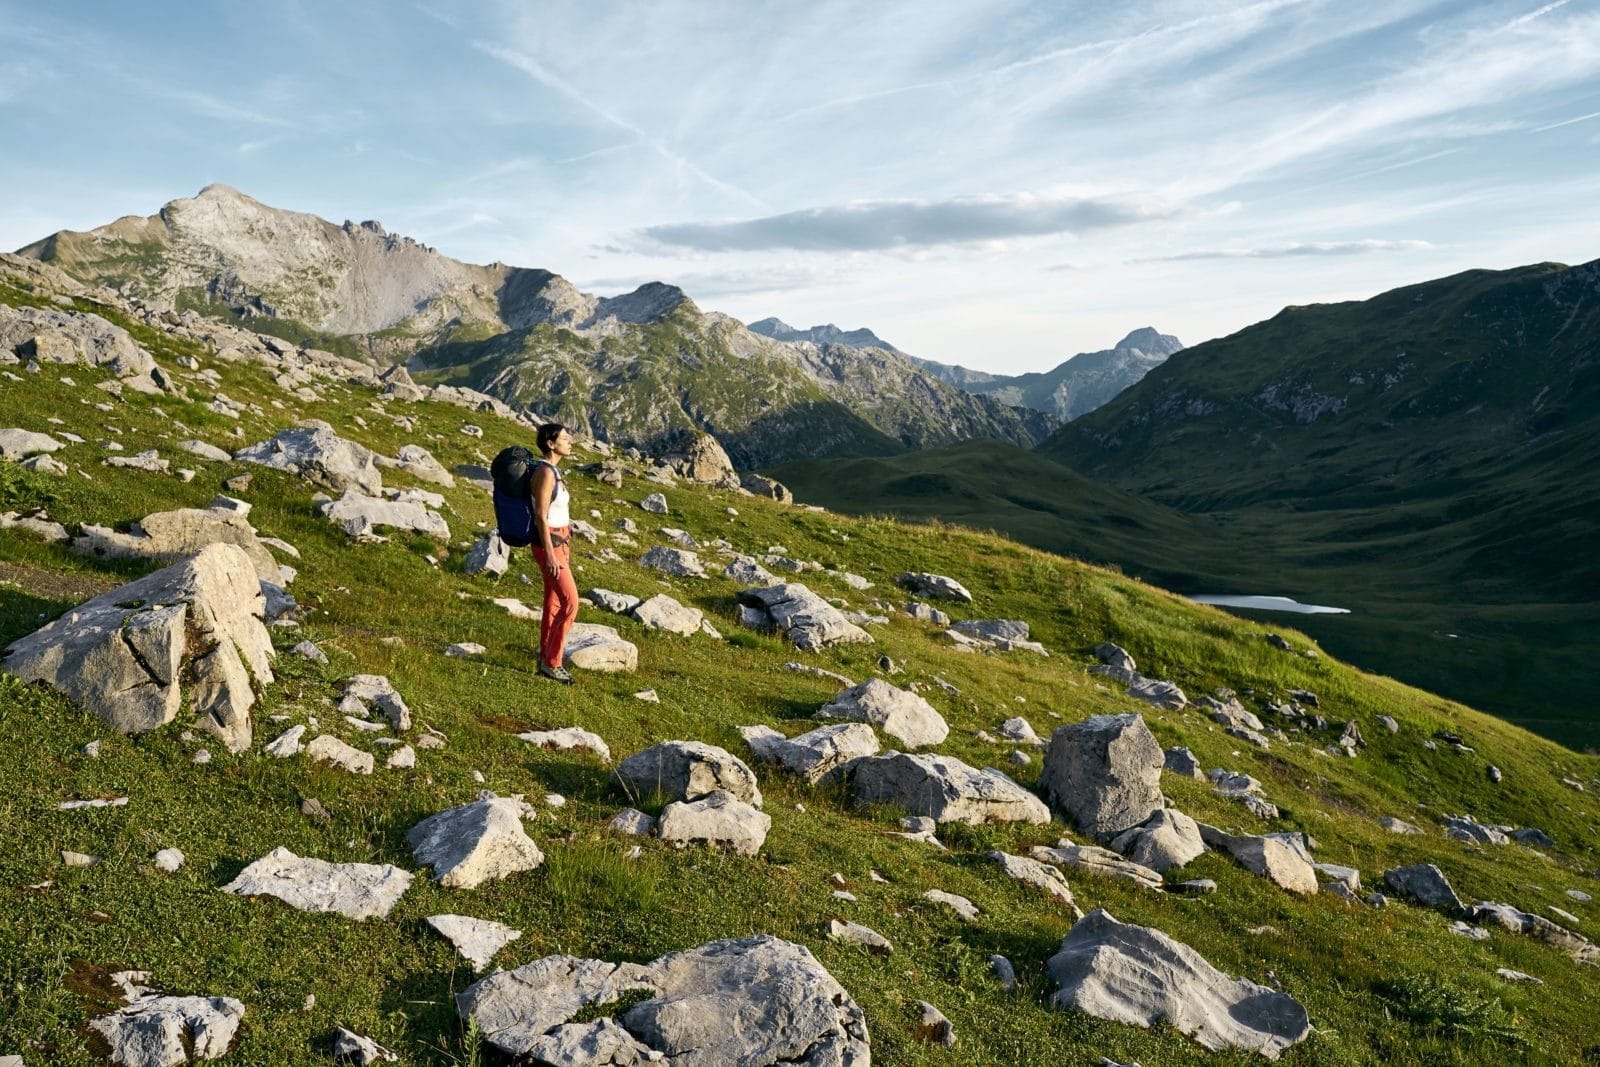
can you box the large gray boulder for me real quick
[1468,901,1600,965]
[736,583,873,650]
[740,472,793,503]
[457,936,869,1065]
[657,790,771,856]
[563,624,639,672]
[819,678,948,748]
[1201,828,1318,895]
[853,752,1051,825]
[952,618,1029,642]
[321,489,449,539]
[1383,864,1465,914]
[377,443,454,486]
[234,426,382,494]
[86,971,245,1067]
[0,428,65,461]
[638,545,706,577]
[71,506,284,584]
[407,795,546,889]
[463,532,510,578]
[1039,714,1164,843]
[1109,809,1206,873]
[221,847,412,920]
[660,432,740,487]
[0,303,155,377]
[1049,909,1311,1059]
[895,571,973,602]
[614,741,763,808]
[2,543,273,753]
[741,722,879,785]
[631,594,704,635]
[1031,844,1163,890]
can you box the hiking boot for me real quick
[538,663,575,685]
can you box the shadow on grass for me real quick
[0,585,69,646]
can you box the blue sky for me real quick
[3,0,1598,373]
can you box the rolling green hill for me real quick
[5,252,1600,1064]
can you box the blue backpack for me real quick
[491,446,537,547]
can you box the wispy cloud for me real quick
[474,42,765,209]
[637,193,1179,253]
[1133,239,1434,263]
[161,88,296,128]
[577,263,847,298]
[1532,108,1600,132]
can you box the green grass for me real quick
[2,281,1599,1064]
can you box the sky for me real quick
[2,0,1599,374]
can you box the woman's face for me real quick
[551,429,573,455]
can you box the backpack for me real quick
[490,446,537,547]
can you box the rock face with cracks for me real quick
[456,935,870,1065]
[87,972,245,1067]
[425,914,523,971]
[1039,714,1165,842]
[234,425,382,494]
[854,752,1050,825]
[1110,809,1207,873]
[819,678,949,749]
[736,583,873,650]
[70,506,285,584]
[614,740,763,807]
[1049,909,1311,1059]
[407,795,546,889]
[656,789,772,856]
[2,543,273,753]
[742,722,880,784]
[222,847,412,920]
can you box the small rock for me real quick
[153,848,185,873]
[990,954,1017,990]
[331,1024,399,1064]
[914,1001,956,1047]
[922,889,981,922]
[425,914,524,972]
[827,919,892,955]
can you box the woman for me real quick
[529,423,579,684]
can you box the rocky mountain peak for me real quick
[1115,327,1184,356]
[589,282,692,325]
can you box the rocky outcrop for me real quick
[656,789,771,855]
[2,543,273,752]
[234,426,383,494]
[818,678,949,748]
[0,303,157,378]
[659,431,740,487]
[1110,809,1206,873]
[86,971,245,1067]
[407,795,546,889]
[736,583,873,650]
[853,752,1051,825]
[895,572,973,602]
[222,847,412,919]
[614,741,763,808]
[1038,714,1164,842]
[1049,909,1310,1059]
[71,505,285,584]
[456,935,870,1064]
[320,489,449,539]
[740,722,879,784]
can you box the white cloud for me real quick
[1133,239,1435,263]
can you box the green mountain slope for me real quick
[3,261,1600,1064]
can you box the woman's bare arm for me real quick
[530,466,560,565]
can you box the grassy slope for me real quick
[1,284,1599,1064]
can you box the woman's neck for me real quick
[542,453,561,467]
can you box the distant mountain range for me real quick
[16,186,1058,466]
[748,318,1184,423]
[776,259,1600,746]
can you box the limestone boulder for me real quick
[321,489,448,539]
[378,443,454,486]
[819,678,948,748]
[86,971,245,1067]
[1031,844,1164,890]
[564,624,638,672]
[71,506,284,584]
[638,545,705,577]
[740,472,793,502]
[1110,809,1207,873]
[457,936,869,1064]
[736,583,873,650]
[1202,828,1318,895]
[953,618,1030,642]
[660,432,740,487]
[235,426,382,494]
[1468,901,1600,965]
[657,789,771,856]
[222,847,412,919]
[1048,909,1311,1059]
[1383,863,1465,914]
[407,795,546,889]
[989,851,1082,913]
[331,1026,398,1065]
[0,428,65,461]
[614,741,763,807]
[305,735,374,775]
[425,914,523,972]
[585,588,643,614]
[1039,714,1165,842]
[0,303,155,377]
[517,726,612,762]
[631,594,704,635]
[2,543,272,753]
[1163,746,1204,779]
[725,555,778,585]
[895,571,973,602]
[741,722,879,784]
[464,532,510,578]
[853,752,1050,825]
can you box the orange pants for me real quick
[531,531,578,668]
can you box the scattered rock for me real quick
[321,489,449,539]
[1039,713,1164,843]
[562,623,639,672]
[740,722,879,784]
[86,973,246,1067]
[1162,746,1204,779]
[292,640,327,665]
[584,588,642,615]
[637,544,705,577]
[657,789,771,856]
[990,954,1017,991]
[1383,863,1465,914]
[854,752,1050,825]
[1202,828,1318,895]
[1379,816,1422,835]
[340,675,411,729]
[2,543,272,753]
[914,1001,956,1047]
[922,889,980,922]
[72,505,283,584]
[988,851,1082,914]
[736,583,874,650]
[235,426,382,494]
[264,725,306,758]
[819,678,949,748]
[222,847,412,919]
[609,808,656,836]
[1110,809,1207,873]
[0,427,66,461]
[1468,901,1600,964]
[895,571,972,602]
[425,914,524,971]
[827,919,893,955]
[517,726,612,762]
[408,795,546,889]
[464,532,510,578]
[615,740,763,808]
[331,1025,398,1064]
[1031,843,1164,890]
[305,735,374,775]
[631,593,704,635]
[1048,908,1311,1058]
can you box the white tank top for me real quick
[537,461,570,528]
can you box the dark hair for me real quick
[536,422,568,455]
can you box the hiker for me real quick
[528,422,578,683]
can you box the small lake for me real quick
[1189,594,1350,615]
